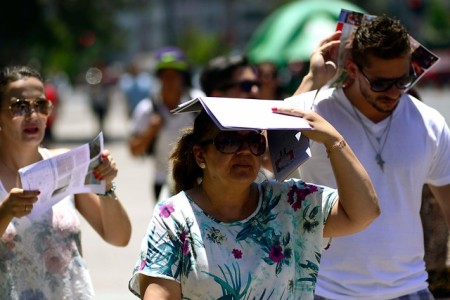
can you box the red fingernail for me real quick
[37,191,41,195]
[101,153,107,159]
[272,107,278,112]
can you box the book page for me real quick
[268,131,311,181]
[409,37,440,86]
[173,97,312,130]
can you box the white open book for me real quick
[172,96,314,181]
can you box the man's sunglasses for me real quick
[219,80,261,93]
[199,131,266,156]
[9,98,53,117]
[358,66,416,93]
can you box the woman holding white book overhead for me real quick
[129,106,380,299]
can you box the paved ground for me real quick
[50,85,450,299]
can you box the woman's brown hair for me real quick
[170,110,216,193]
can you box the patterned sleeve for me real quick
[319,184,339,224]
[128,198,184,297]
[280,179,338,250]
[317,184,338,250]
[284,178,338,223]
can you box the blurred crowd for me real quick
[42,49,312,145]
[44,47,450,148]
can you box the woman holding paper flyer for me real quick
[128,107,379,299]
[0,65,131,299]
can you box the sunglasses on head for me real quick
[220,80,261,93]
[199,131,266,156]
[358,65,416,93]
[9,98,53,117]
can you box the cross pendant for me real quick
[375,153,385,171]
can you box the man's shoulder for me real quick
[315,87,342,102]
[284,87,336,109]
[312,88,345,115]
[402,93,445,122]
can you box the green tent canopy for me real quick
[246,0,366,67]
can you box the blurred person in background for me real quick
[119,60,153,117]
[256,61,287,100]
[128,46,204,201]
[85,60,118,138]
[283,61,309,96]
[0,65,131,299]
[200,54,260,99]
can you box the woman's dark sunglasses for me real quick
[9,98,53,117]
[219,80,261,93]
[199,131,266,156]
[358,66,416,93]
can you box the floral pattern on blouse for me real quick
[0,148,94,300]
[129,179,337,300]
[0,196,95,300]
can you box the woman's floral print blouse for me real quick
[129,179,337,300]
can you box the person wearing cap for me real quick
[128,46,204,201]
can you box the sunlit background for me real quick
[1,1,449,299]
[1,0,449,87]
